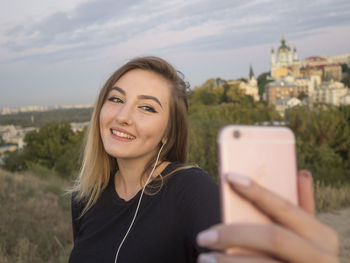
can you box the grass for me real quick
[315,180,350,213]
[0,169,72,263]
[0,168,349,262]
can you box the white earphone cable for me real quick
[114,143,165,263]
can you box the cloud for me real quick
[1,0,350,64]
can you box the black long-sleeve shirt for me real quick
[69,163,220,263]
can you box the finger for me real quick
[198,252,281,263]
[225,172,338,254]
[297,170,315,215]
[197,224,338,263]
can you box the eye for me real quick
[108,96,124,103]
[139,105,157,113]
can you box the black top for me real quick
[69,163,220,263]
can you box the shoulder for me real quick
[162,164,219,206]
[165,164,218,190]
[164,165,221,242]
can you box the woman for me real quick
[69,56,220,263]
[69,56,339,263]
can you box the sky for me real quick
[1,0,350,108]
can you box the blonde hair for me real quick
[70,56,190,216]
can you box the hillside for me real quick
[0,169,73,263]
[0,169,349,262]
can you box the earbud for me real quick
[114,139,165,263]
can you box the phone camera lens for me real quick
[233,130,240,139]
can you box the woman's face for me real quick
[99,69,170,162]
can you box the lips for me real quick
[110,128,136,140]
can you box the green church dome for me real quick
[278,38,290,51]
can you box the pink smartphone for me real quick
[218,125,298,226]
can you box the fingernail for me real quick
[198,253,217,263]
[197,230,218,246]
[226,172,251,186]
[300,170,312,178]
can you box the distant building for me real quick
[70,122,90,133]
[0,145,17,155]
[314,80,350,105]
[275,97,303,116]
[327,54,350,66]
[301,56,342,82]
[0,125,38,149]
[238,65,259,101]
[264,78,296,104]
[271,35,301,79]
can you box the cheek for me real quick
[99,105,111,129]
[138,117,168,142]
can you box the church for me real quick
[270,35,301,78]
[265,35,349,109]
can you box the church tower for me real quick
[293,46,299,61]
[248,64,257,86]
[271,47,276,70]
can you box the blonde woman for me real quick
[69,56,338,263]
[69,56,220,263]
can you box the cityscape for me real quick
[1,35,350,156]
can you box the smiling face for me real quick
[99,69,170,163]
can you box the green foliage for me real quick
[257,71,273,96]
[0,135,5,146]
[189,78,224,105]
[341,75,350,88]
[1,150,26,172]
[341,63,350,88]
[188,78,255,107]
[3,123,86,178]
[287,105,350,185]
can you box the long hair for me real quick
[70,56,189,215]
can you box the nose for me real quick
[115,103,133,125]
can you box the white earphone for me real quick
[114,142,166,263]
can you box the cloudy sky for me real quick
[1,0,350,108]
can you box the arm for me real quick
[197,171,339,263]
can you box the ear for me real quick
[162,138,167,145]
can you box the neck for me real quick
[115,158,170,201]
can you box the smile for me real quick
[111,129,136,140]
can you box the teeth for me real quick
[111,129,135,139]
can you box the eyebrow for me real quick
[111,86,163,108]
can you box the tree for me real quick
[23,123,85,177]
[189,78,225,105]
[257,72,273,96]
[0,135,5,146]
[2,150,26,172]
[225,84,247,103]
[287,105,350,185]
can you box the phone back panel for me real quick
[218,125,298,224]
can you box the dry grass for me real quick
[314,182,350,262]
[0,169,349,262]
[315,181,350,213]
[0,169,72,263]
[317,207,350,263]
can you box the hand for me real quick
[196,171,339,263]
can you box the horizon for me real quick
[1,0,350,108]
